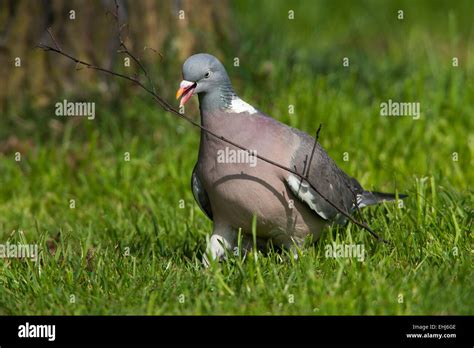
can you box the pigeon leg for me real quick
[202,222,237,267]
[272,232,304,260]
[235,233,269,257]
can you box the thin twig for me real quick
[144,46,164,61]
[46,28,61,51]
[113,0,157,95]
[305,123,322,179]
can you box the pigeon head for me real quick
[176,53,235,110]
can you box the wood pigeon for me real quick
[176,53,405,264]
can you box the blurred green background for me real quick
[0,0,472,315]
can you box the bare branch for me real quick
[112,0,156,95]
[144,46,164,61]
[305,123,322,179]
[46,28,61,51]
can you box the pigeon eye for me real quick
[204,71,211,79]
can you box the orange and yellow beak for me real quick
[176,80,197,107]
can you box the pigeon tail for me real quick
[357,191,408,208]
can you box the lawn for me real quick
[0,0,472,315]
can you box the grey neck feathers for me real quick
[198,81,237,115]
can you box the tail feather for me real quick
[357,191,408,208]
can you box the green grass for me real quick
[0,0,473,315]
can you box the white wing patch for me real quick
[352,193,370,209]
[226,97,257,114]
[286,174,330,220]
[354,194,367,209]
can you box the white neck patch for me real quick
[226,97,257,114]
